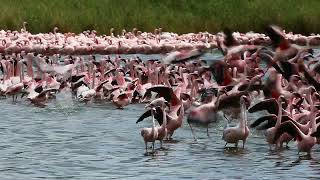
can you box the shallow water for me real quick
[1,51,320,179]
[1,96,320,180]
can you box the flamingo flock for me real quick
[1,24,320,157]
[0,22,320,55]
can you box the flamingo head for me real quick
[240,95,251,108]
[145,97,170,110]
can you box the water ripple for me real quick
[0,96,319,179]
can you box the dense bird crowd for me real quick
[0,22,320,55]
[0,24,320,156]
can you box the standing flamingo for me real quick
[140,107,158,153]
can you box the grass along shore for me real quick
[0,0,320,35]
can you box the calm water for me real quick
[0,51,320,179]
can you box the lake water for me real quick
[0,51,320,179]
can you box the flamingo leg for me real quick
[223,114,230,122]
[188,123,197,141]
[307,150,311,156]
[152,142,155,152]
[160,140,163,149]
[279,142,283,149]
[206,124,210,138]
[242,140,246,148]
[169,133,173,140]
[145,141,148,153]
[286,141,289,148]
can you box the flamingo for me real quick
[273,104,318,155]
[5,60,24,102]
[222,95,250,148]
[140,107,158,153]
[140,98,169,148]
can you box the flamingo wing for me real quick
[104,68,116,77]
[117,93,128,100]
[180,93,191,101]
[279,61,297,81]
[136,107,164,125]
[209,60,228,85]
[250,114,277,128]
[162,49,205,64]
[92,61,101,68]
[254,115,293,130]
[223,28,238,47]
[72,81,88,91]
[34,85,43,94]
[265,25,287,49]
[95,80,109,92]
[144,86,180,106]
[71,74,85,83]
[34,58,55,73]
[37,88,58,98]
[313,63,320,74]
[301,64,320,91]
[248,98,278,114]
[274,121,303,143]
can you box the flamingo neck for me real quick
[240,102,246,129]
[214,92,222,108]
[164,73,171,87]
[276,74,283,91]
[233,67,238,78]
[19,62,24,82]
[80,61,85,73]
[100,61,106,81]
[289,102,294,117]
[174,86,181,99]
[151,110,156,129]
[306,90,313,106]
[3,63,8,80]
[178,67,183,79]
[190,81,197,101]
[162,109,167,129]
[42,73,48,82]
[91,69,95,89]
[11,62,15,78]
[129,62,134,78]
[178,104,184,122]
[276,102,282,128]
[15,60,21,77]
[116,74,125,87]
[182,73,188,84]
[310,108,317,133]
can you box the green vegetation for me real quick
[0,0,319,34]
